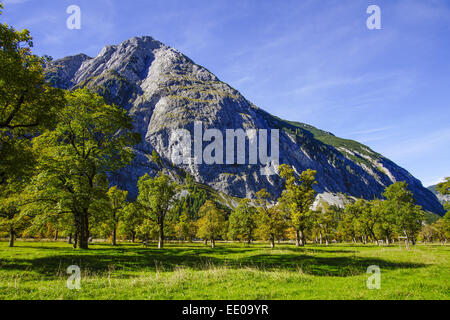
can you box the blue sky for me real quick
[2,0,449,186]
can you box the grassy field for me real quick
[0,241,448,300]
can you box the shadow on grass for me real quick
[0,244,426,278]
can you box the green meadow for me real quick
[0,241,448,300]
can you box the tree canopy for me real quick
[22,89,140,249]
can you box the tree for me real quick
[436,177,450,214]
[279,164,317,246]
[136,172,177,249]
[339,202,361,243]
[443,213,450,240]
[196,200,226,248]
[315,202,340,245]
[0,181,30,247]
[228,199,257,244]
[383,182,424,245]
[106,186,128,246]
[175,209,197,242]
[420,223,436,244]
[119,202,144,243]
[254,189,287,248]
[173,174,207,220]
[436,177,450,196]
[359,200,381,244]
[373,200,395,245]
[342,199,372,243]
[0,4,64,183]
[431,212,449,243]
[23,88,139,249]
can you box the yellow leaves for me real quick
[196,200,226,240]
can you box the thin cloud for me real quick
[382,128,450,159]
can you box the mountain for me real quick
[427,185,450,205]
[44,36,445,215]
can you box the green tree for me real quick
[359,200,381,244]
[436,177,450,213]
[0,181,31,246]
[420,223,436,243]
[23,89,139,249]
[383,182,424,245]
[173,173,207,220]
[279,164,317,246]
[228,198,257,244]
[0,4,64,183]
[175,209,197,242]
[196,200,226,248]
[431,212,449,242]
[136,172,177,249]
[315,202,340,245]
[444,213,450,240]
[106,186,128,246]
[135,218,157,243]
[436,177,450,196]
[254,189,287,248]
[372,200,395,245]
[339,202,361,243]
[119,202,144,243]
[342,199,372,243]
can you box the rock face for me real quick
[45,36,445,215]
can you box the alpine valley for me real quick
[44,36,444,215]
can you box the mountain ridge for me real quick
[44,36,445,215]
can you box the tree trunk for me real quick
[112,223,117,246]
[295,230,300,247]
[386,237,390,246]
[73,232,78,249]
[211,238,215,248]
[131,232,135,243]
[299,230,305,246]
[270,236,275,248]
[9,228,15,247]
[78,211,89,249]
[203,238,208,245]
[403,230,410,248]
[372,233,378,244]
[68,233,72,244]
[158,223,164,249]
[319,232,323,245]
[54,230,59,241]
[247,236,251,245]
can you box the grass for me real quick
[0,241,448,300]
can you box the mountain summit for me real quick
[45,36,444,215]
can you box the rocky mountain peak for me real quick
[44,36,445,215]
